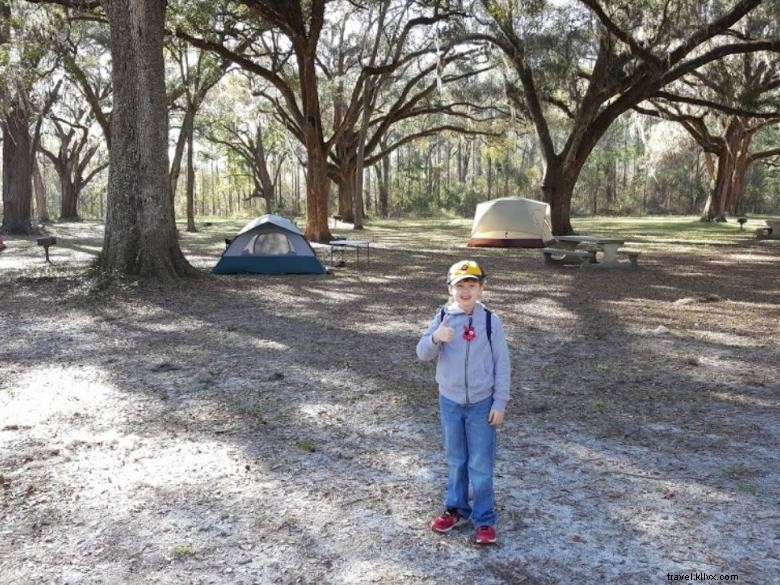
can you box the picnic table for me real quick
[544,235,639,267]
[329,239,371,267]
[554,235,627,264]
[757,220,780,240]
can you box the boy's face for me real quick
[449,278,484,313]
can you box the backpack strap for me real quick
[440,307,493,347]
[485,308,493,349]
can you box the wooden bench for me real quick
[617,249,641,268]
[542,247,596,267]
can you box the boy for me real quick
[416,260,511,545]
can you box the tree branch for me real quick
[750,148,780,162]
[668,0,763,64]
[651,90,780,119]
[578,0,662,68]
[364,126,501,167]
[175,29,305,128]
[664,40,780,85]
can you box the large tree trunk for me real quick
[706,150,734,222]
[299,41,331,242]
[252,124,274,214]
[541,158,577,235]
[727,132,753,215]
[32,159,50,223]
[336,172,355,223]
[703,121,741,222]
[2,104,34,235]
[305,144,332,242]
[60,172,79,220]
[98,0,194,277]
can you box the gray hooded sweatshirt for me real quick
[416,302,511,412]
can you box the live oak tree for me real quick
[320,1,499,228]
[39,100,108,220]
[177,0,336,241]
[638,108,779,221]
[55,7,113,148]
[31,0,194,277]
[635,11,780,221]
[98,0,194,276]
[204,114,285,216]
[178,0,495,239]
[0,1,58,234]
[472,0,779,234]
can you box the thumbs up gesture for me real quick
[433,315,455,344]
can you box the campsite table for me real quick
[554,235,626,265]
[329,239,370,267]
[755,220,780,239]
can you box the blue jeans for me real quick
[439,394,497,527]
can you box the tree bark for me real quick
[32,158,50,223]
[375,155,390,217]
[61,177,79,220]
[253,125,274,214]
[297,10,332,242]
[727,132,753,215]
[707,151,733,221]
[185,123,197,232]
[98,0,194,277]
[170,105,196,210]
[352,165,365,229]
[1,103,34,234]
[541,158,577,235]
[336,171,355,223]
[305,143,332,242]
[702,119,741,221]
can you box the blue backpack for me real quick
[439,307,493,349]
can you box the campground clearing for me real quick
[1,217,778,584]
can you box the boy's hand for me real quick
[433,316,455,344]
[488,409,504,426]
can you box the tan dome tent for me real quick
[468,197,553,248]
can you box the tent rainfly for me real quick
[468,197,553,248]
[213,214,326,275]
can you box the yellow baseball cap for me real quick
[447,260,486,284]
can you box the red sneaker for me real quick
[431,509,461,533]
[475,525,497,544]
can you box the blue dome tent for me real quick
[213,215,326,275]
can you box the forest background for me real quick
[0,0,778,275]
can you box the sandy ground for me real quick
[1,221,779,585]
